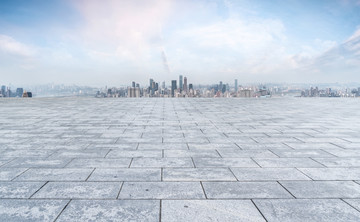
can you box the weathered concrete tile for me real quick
[218,149,278,158]
[254,199,360,222]
[162,200,265,222]
[231,168,310,181]
[15,168,93,181]
[343,199,360,211]
[285,143,340,149]
[107,150,162,158]
[270,149,334,158]
[88,168,161,181]
[326,149,360,157]
[57,200,159,222]
[0,199,68,221]
[3,158,71,168]
[202,182,293,199]
[254,158,323,168]
[0,182,45,198]
[298,168,360,180]
[164,150,220,158]
[66,158,131,168]
[193,158,259,167]
[0,168,28,181]
[313,158,360,167]
[163,168,237,181]
[280,181,360,198]
[118,182,205,199]
[33,182,122,199]
[131,158,194,167]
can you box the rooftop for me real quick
[1,97,360,221]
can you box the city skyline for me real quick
[1,0,360,86]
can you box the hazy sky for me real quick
[1,0,360,86]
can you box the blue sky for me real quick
[0,0,360,86]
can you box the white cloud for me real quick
[0,34,36,57]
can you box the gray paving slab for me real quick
[15,168,93,181]
[88,168,161,181]
[131,158,194,167]
[118,182,205,199]
[0,199,68,222]
[202,182,293,199]
[33,182,122,199]
[193,158,259,167]
[298,168,360,180]
[0,182,45,198]
[0,168,28,181]
[313,158,360,167]
[107,150,162,158]
[231,168,311,181]
[164,150,220,158]
[163,168,237,181]
[254,158,324,167]
[66,158,131,168]
[162,200,265,222]
[280,181,360,198]
[3,158,72,168]
[218,149,278,158]
[56,200,159,222]
[343,199,360,211]
[270,149,335,158]
[254,199,360,222]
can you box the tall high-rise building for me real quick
[219,81,223,93]
[162,81,165,89]
[171,80,177,97]
[183,77,188,92]
[179,75,183,91]
[132,82,135,88]
[189,84,193,90]
[16,88,23,97]
[235,79,238,92]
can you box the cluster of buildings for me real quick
[0,85,32,98]
[96,75,271,98]
[300,87,360,97]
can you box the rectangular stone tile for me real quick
[88,168,161,181]
[202,182,293,199]
[3,158,72,168]
[138,143,188,150]
[0,182,45,198]
[162,200,265,222]
[66,158,131,168]
[218,149,278,158]
[56,200,159,222]
[49,150,109,158]
[231,168,311,181]
[238,143,290,150]
[163,168,237,181]
[33,182,122,199]
[118,182,205,199]
[254,199,360,222]
[107,150,162,158]
[343,199,360,211]
[326,149,360,157]
[313,158,360,167]
[280,181,360,198]
[188,143,239,150]
[0,199,68,221]
[270,149,335,158]
[298,168,360,180]
[164,150,220,158]
[15,168,93,181]
[0,168,28,181]
[253,158,323,168]
[132,157,193,167]
[193,158,259,167]
[1,149,54,158]
[285,143,340,149]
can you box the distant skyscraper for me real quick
[183,77,188,92]
[150,78,154,95]
[219,81,223,93]
[179,75,183,91]
[162,81,165,89]
[171,80,177,97]
[189,84,193,90]
[16,88,23,97]
[235,79,238,92]
[132,82,135,88]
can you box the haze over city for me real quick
[1,0,360,86]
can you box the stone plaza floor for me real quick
[0,97,360,221]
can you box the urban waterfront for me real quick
[0,97,360,221]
